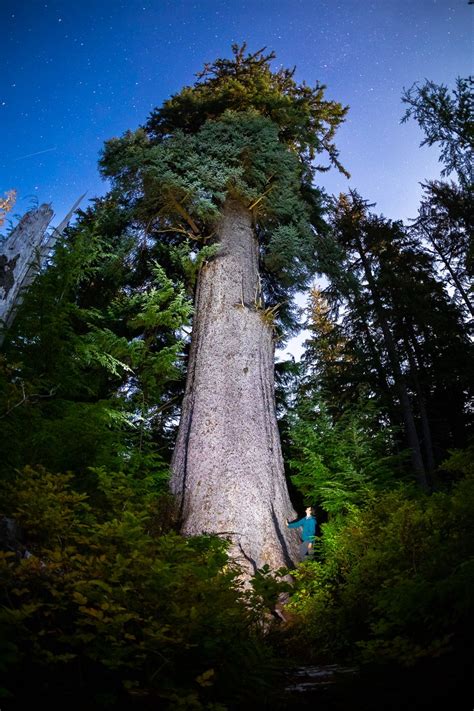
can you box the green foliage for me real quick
[248,564,292,616]
[0,198,192,478]
[99,45,349,332]
[401,76,473,188]
[0,464,275,709]
[101,110,316,292]
[147,43,349,174]
[289,397,398,515]
[287,465,474,667]
[310,190,473,478]
[172,242,221,292]
[412,179,473,321]
[440,445,474,479]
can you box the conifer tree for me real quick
[412,180,473,320]
[308,191,472,490]
[403,76,473,319]
[0,197,191,481]
[99,45,348,572]
[401,76,473,190]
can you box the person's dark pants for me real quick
[299,540,313,561]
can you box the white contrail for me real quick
[15,146,57,160]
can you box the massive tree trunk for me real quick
[171,199,299,575]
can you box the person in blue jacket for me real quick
[286,506,316,561]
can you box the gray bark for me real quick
[171,200,300,576]
[0,195,85,346]
[0,204,54,338]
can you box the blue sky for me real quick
[1,0,472,354]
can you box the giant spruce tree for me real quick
[100,45,348,573]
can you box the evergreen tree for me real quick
[99,44,348,573]
[0,197,191,482]
[305,192,472,489]
[401,76,473,189]
[412,180,473,320]
[402,75,473,322]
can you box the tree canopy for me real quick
[100,44,349,333]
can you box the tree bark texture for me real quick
[0,196,85,347]
[0,204,53,343]
[171,200,300,575]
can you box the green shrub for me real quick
[0,465,274,709]
[287,461,474,667]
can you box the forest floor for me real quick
[270,654,473,710]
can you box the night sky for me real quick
[1,0,472,354]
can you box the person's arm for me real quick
[286,517,304,529]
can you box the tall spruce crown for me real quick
[100,44,349,331]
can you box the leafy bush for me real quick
[287,454,474,667]
[0,464,275,709]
